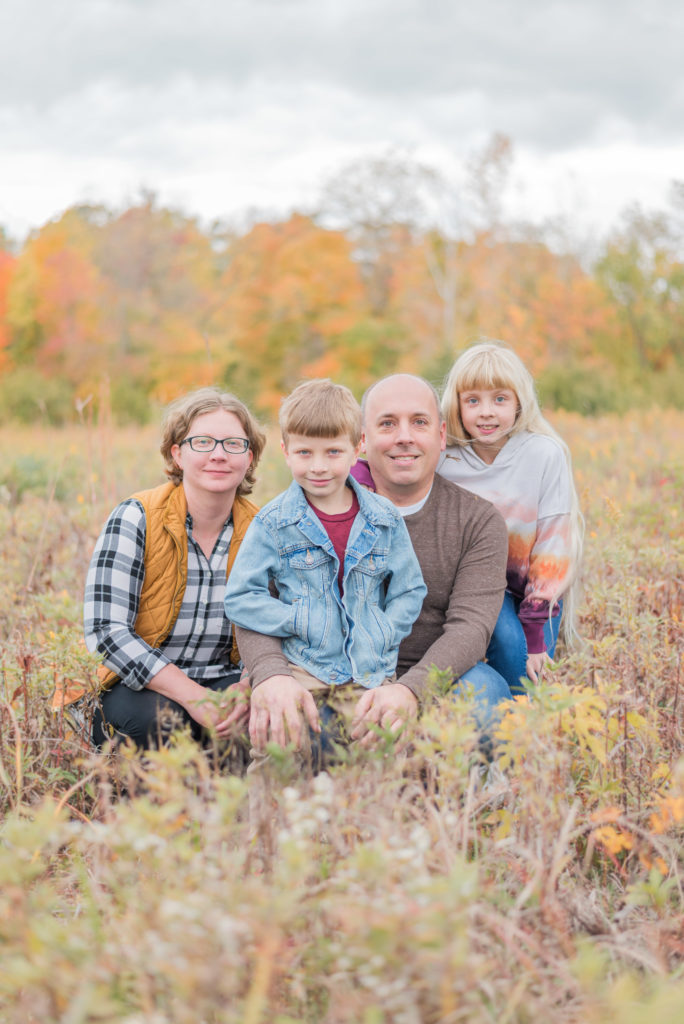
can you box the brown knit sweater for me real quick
[236,474,507,702]
[394,474,507,698]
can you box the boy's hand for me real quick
[350,683,417,748]
[249,675,320,751]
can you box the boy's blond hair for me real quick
[280,379,362,446]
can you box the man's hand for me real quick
[249,674,320,751]
[525,651,550,684]
[350,683,418,748]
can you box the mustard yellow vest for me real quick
[98,480,258,690]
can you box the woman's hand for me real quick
[214,672,251,736]
[146,664,250,736]
[185,677,251,737]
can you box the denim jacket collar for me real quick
[276,474,396,529]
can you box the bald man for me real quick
[238,374,511,753]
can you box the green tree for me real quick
[596,189,684,375]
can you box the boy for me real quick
[224,379,426,757]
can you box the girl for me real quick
[438,341,583,694]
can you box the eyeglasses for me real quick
[180,435,250,454]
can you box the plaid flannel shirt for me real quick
[84,498,235,690]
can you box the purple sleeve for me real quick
[350,459,376,490]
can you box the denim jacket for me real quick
[224,476,426,687]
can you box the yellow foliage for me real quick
[651,763,672,785]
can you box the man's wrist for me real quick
[383,676,421,703]
[251,663,295,689]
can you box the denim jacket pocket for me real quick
[287,546,330,572]
[350,552,388,601]
[289,596,308,646]
[285,546,334,645]
[287,545,332,589]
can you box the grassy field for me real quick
[0,410,682,1023]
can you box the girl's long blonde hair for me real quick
[442,339,584,649]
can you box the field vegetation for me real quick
[0,408,682,1022]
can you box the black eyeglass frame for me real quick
[180,435,251,454]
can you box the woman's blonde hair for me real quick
[442,339,584,647]
[160,387,266,496]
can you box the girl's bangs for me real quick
[458,358,516,394]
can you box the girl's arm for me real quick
[518,438,576,656]
[519,512,572,654]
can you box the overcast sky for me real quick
[1,0,682,243]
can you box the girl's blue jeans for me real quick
[485,591,561,696]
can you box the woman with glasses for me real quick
[83,387,266,751]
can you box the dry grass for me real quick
[0,410,682,1023]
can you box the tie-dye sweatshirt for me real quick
[437,431,572,654]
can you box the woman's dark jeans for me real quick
[92,671,244,750]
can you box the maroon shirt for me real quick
[307,492,360,595]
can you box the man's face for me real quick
[362,376,446,505]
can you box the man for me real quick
[237,374,511,752]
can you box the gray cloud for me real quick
[1,0,682,148]
[1,0,682,238]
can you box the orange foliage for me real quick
[212,214,366,413]
[7,214,108,385]
[456,238,620,374]
[0,248,16,372]
[386,233,622,382]
[1,194,676,421]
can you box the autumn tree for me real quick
[0,238,15,374]
[6,209,108,386]
[91,196,222,402]
[211,214,371,414]
[360,135,517,367]
[317,152,427,316]
[2,160,682,424]
[596,188,684,377]
[5,198,223,420]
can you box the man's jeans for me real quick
[453,660,512,734]
[485,591,562,696]
[276,661,512,769]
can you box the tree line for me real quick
[1,140,682,424]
